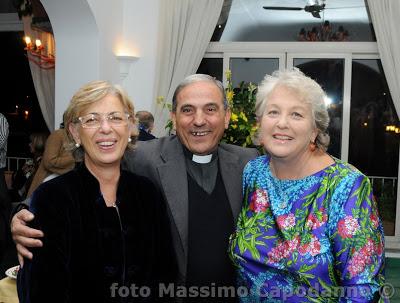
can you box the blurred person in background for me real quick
[27,119,75,197]
[135,110,156,141]
[11,132,48,201]
[0,112,10,262]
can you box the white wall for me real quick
[87,0,123,83]
[120,0,161,113]
[41,0,160,128]
[41,0,100,128]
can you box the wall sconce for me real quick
[24,36,55,69]
[116,55,139,82]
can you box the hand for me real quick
[11,209,44,267]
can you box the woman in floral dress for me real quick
[229,69,386,302]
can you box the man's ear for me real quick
[170,111,177,130]
[224,107,231,130]
[68,123,81,145]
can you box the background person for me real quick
[17,80,176,302]
[10,132,48,202]
[135,110,156,141]
[0,113,10,263]
[26,122,75,197]
[229,69,386,302]
[12,74,258,302]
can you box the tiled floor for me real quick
[387,258,400,302]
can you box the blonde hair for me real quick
[64,80,136,160]
[256,68,330,151]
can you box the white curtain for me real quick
[152,0,224,136]
[367,0,400,117]
[22,16,55,132]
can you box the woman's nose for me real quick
[99,118,112,132]
[276,114,289,128]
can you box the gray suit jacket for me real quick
[123,135,258,281]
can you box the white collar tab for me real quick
[192,154,213,164]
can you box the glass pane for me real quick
[218,0,375,42]
[196,58,223,82]
[293,58,344,158]
[349,59,399,236]
[230,58,279,87]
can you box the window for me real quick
[199,42,400,248]
[349,59,399,237]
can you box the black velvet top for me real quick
[17,163,177,303]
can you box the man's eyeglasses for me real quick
[76,112,130,129]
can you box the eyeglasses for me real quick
[76,112,131,129]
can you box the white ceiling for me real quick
[229,0,369,24]
[220,0,372,41]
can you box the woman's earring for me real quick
[309,141,316,152]
[75,143,80,148]
[128,137,132,143]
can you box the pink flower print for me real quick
[361,238,375,256]
[348,252,370,277]
[376,240,383,256]
[306,208,328,229]
[370,214,379,229]
[348,239,378,278]
[360,238,383,257]
[298,235,321,256]
[306,214,317,229]
[277,213,296,230]
[268,236,300,263]
[249,189,270,213]
[338,216,360,238]
[267,242,287,263]
[308,235,321,256]
[298,243,309,255]
[306,212,327,230]
[288,235,300,251]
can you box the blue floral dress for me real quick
[229,155,386,302]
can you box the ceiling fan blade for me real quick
[263,6,303,11]
[311,11,321,18]
[304,4,325,12]
[325,6,366,10]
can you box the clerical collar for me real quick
[192,154,212,164]
[182,144,219,194]
[182,145,218,164]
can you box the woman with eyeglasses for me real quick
[17,80,177,303]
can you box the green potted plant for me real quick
[223,70,259,147]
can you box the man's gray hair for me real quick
[171,74,228,112]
